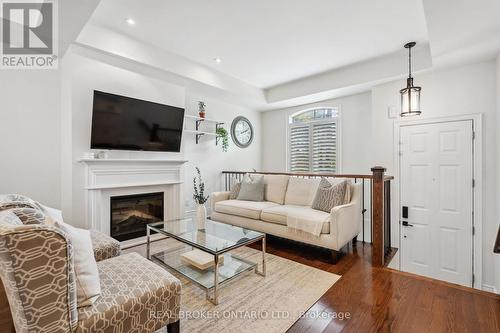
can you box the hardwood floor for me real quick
[248,236,500,333]
[1,236,498,333]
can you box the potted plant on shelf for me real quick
[193,167,209,229]
[216,127,229,152]
[198,101,206,118]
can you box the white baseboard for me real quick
[481,284,498,294]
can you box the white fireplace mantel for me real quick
[79,158,187,235]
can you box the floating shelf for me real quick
[183,129,217,136]
[184,115,222,123]
[184,115,224,145]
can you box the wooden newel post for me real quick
[371,166,386,267]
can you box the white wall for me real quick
[261,92,372,173]
[372,60,497,289]
[61,50,261,226]
[0,71,62,207]
[183,92,261,211]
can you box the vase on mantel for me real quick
[196,204,207,230]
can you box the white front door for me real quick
[400,120,473,287]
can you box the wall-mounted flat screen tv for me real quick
[90,90,184,152]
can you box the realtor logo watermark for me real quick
[1,0,58,69]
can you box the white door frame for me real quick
[392,113,483,290]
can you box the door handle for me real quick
[402,221,414,227]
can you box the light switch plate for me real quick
[388,106,398,119]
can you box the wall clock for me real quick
[231,116,254,148]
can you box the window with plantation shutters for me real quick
[289,108,339,173]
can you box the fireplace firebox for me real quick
[110,192,164,241]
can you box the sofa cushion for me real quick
[214,200,279,220]
[284,177,321,206]
[263,175,290,204]
[261,205,330,234]
[77,252,181,333]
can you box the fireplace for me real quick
[110,192,164,241]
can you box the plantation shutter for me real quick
[289,125,310,172]
[312,122,336,172]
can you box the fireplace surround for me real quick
[79,158,187,237]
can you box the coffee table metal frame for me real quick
[146,221,266,305]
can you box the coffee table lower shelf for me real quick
[150,246,258,304]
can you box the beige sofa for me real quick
[211,175,362,262]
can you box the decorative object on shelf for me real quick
[216,126,229,152]
[400,41,421,117]
[193,167,209,229]
[231,116,254,148]
[95,151,108,159]
[198,101,206,118]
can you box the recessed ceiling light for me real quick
[125,18,136,25]
[214,57,222,63]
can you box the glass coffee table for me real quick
[146,217,266,305]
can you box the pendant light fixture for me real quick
[400,42,421,117]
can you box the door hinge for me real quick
[472,225,475,235]
[472,179,475,188]
[472,274,475,286]
[472,131,475,140]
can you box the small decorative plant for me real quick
[198,101,206,118]
[216,127,229,152]
[193,167,209,205]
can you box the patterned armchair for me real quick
[0,194,121,262]
[0,210,181,333]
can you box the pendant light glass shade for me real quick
[400,78,421,117]
[400,42,421,117]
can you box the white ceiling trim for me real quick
[76,24,266,106]
[266,44,432,105]
[73,24,435,111]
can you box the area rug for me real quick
[124,239,340,333]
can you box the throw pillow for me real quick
[237,179,265,201]
[229,182,241,200]
[243,173,264,184]
[344,182,352,204]
[55,221,101,307]
[311,178,348,213]
[40,204,64,224]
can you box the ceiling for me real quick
[89,0,428,89]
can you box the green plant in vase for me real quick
[193,167,209,204]
[216,127,229,152]
[193,167,209,229]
